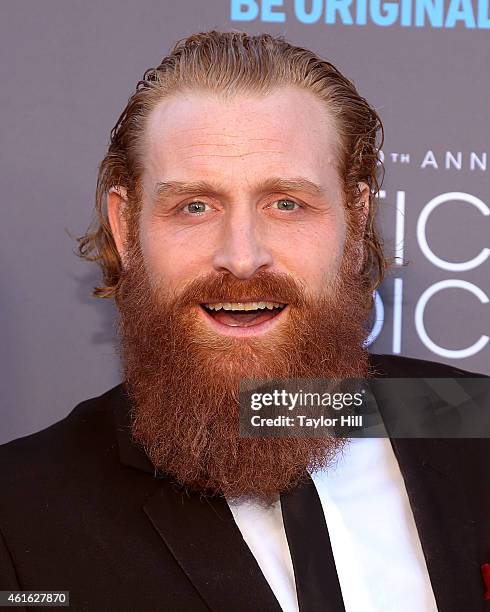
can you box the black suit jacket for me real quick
[0,354,489,611]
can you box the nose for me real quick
[211,207,273,279]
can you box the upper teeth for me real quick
[204,302,285,311]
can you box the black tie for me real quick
[280,473,346,612]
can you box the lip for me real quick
[197,304,290,337]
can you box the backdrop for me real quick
[1,0,489,444]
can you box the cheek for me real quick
[272,219,347,287]
[139,219,213,289]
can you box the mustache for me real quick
[170,269,310,308]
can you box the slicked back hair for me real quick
[77,30,386,307]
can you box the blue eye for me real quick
[272,199,300,211]
[184,201,210,214]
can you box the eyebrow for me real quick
[153,177,326,201]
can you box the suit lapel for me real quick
[143,483,282,612]
[367,360,488,610]
[387,431,485,610]
[111,383,282,612]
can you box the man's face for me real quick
[108,86,371,501]
[136,86,348,332]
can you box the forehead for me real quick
[141,86,341,194]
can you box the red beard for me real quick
[115,235,371,503]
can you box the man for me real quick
[0,31,488,612]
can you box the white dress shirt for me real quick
[226,437,438,612]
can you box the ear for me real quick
[356,181,370,230]
[107,186,129,260]
[353,181,371,273]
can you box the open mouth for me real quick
[200,301,287,328]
